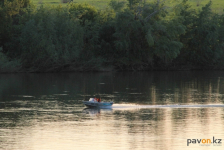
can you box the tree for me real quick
[0,0,32,54]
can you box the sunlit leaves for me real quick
[68,3,98,25]
[109,0,126,12]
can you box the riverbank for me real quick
[1,0,224,73]
[1,63,224,73]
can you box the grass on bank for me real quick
[31,0,224,13]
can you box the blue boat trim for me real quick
[83,101,113,108]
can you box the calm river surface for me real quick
[1,71,224,150]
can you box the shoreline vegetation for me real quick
[1,0,224,73]
[31,0,224,13]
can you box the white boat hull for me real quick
[83,101,113,108]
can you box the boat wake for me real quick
[111,104,224,109]
[82,104,224,116]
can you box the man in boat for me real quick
[93,94,101,103]
[95,98,101,102]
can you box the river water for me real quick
[0,71,224,150]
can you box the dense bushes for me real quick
[0,0,224,72]
[174,0,224,66]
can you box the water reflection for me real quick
[82,108,112,117]
[1,71,224,104]
[0,71,224,149]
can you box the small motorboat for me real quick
[83,98,113,108]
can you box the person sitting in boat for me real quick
[95,97,101,102]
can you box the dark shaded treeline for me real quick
[0,0,224,72]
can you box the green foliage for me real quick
[145,30,154,46]
[68,3,98,25]
[3,5,84,71]
[0,51,21,72]
[127,0,141,8]
[152,20,184,63]
[0,0,32,53]
[174,0,224,65]
[109,0,126,12]
[112,10,149,69]
[21,6,83,70]
[1,0,224,72]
